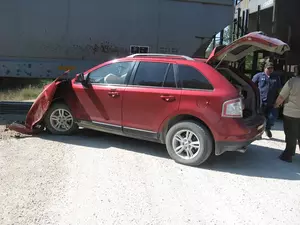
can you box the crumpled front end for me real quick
[8,73,68,134]
[7,122,41,135]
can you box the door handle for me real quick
[108,91,120,98]
[160,95,176,102]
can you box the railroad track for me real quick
[0,101,33,115]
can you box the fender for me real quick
[8,71,70,134]
[158,107,222,141]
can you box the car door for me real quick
[72,60,135,134]
[122,61,181,140]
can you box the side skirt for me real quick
[76,120,162,144]
[123,127,160,143]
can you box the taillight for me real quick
[222,98,243,118]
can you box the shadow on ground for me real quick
[203,144,300,181]
[262,137,286,143]
[0,114,26,126]
[36,128,300,181]
[40,129,169,160]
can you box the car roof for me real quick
[84,54,210,75]
[116,54,208,65]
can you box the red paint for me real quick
[71,80,123,126]
[122,86,182,131]
[7,122,38,135]
[25,80,61,129]
[8,73,66,134]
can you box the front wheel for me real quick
[165,121,213,166]
[44,103,78,135]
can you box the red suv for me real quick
[9,32,290,166]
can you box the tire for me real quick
[44,103,78,135]
[33,123,45,133]
[165,121,213,166]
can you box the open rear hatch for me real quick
[206,31,290,64]
[206,31,290,119]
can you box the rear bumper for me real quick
[215,115,265,156]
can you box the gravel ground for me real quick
[0,114,300,225]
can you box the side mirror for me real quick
[75,73,90,88]
[75,73,85,82]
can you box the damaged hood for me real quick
[8,71,70,134]
[206,31,290,63]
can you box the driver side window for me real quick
[89,61,133,85]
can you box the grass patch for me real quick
[0,85,43,101]
[0,78,53,101]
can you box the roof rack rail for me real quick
[126,53,195,61]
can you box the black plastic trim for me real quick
[215,124,265,155]
[128,61,140,85]
[123,126,158,141]
[77,120,123,136]
[77,120,161,143]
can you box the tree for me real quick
[205,25,232,58]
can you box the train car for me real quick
[0,0,233,78]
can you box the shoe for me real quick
[265,129,272,138]
[279,154,292,163]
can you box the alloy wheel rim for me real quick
[50,109,73,132]
[172,129,201,160]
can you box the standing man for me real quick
[252,62,282,138]
[274,65,300,162]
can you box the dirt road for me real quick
[0,115,300,225]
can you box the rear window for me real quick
[217,68,240,86]
[132,62,177,88]
[133,62,169,87]
[178,65,213,90]
[217,68,250,86]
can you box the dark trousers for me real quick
[283,115,300,157]
[262,104,278,130]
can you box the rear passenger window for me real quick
[133,62,169,87]
[163,65,176,88]
[178,65,213,90]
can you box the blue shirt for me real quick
[252,72,282,106]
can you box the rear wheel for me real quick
[44,103,78,135]
[165,121,213,166]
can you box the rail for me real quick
[126,53,195,61]
[0,101,33,115]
